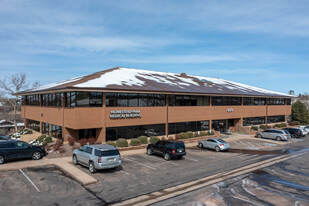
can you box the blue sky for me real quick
[1,0,309,95]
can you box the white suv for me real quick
[73,144,121,173]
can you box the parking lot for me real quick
[0,136,307,205]
[76,146,279,203]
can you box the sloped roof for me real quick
[17,67,293,97]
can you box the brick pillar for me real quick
[165,94,169,137]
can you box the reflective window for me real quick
[106,124,165,141]
[25,95,40,106]
[42,93,62,107]
[212,96,242,106]
[42,122,62,138]
[243,97,266,105]
[169,95,210,106]
[66,92,102,107]
[267,98,285,105]
[267,115,285,123]
[286,98,291,105]
[27,119,40,132]
[106,93,166,107]
[168,120,209,134]
[243,117,266,126]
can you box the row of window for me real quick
[27,119,40,132]
[106,93,166,107]
[42,123,62,139]
[106,124,165,141]
[168,121,209,134]
[66,92,103,107]
[23,93,292,107]
[42,93,63,107]
[243,115,285,126]
[212,96,242,106]
[243,117,266,126]
[168,95,210,106]
[25,95,40,106]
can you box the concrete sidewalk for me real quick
[0,156,97,186]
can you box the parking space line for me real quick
[238,141,247,145]
[184,157,199,162]
[123,157,156,170]
[120,170,130,175]
[141,154,179,166]
[19,169,40,192]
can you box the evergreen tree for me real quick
[291,101,309,124]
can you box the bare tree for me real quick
[0,73,39,132]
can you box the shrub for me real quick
[180,132,189,139]
[29,134,53,147]
[21,128,33,135]
[68,136,75,146]
[130,138,141,146]
[88,137,96,145]
[54,139,63,151]
[168,136,175,140]
[116,138,129,147]
[280,123,287,127]
[106,141,117,147]
[186,132,194,138]
[194,132,199,137]
[175,134,180,139]
[138,136,148,144]
[79,138,88,146]
[200,131,207,136]
[260,125,267,130]
[149,136,160,144]
[274,124,281,128]
[251,126,258,131]
[207,130,214,136]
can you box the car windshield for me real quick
[217,139,226,143]
[99,150,120,157]
[283,130,290,134]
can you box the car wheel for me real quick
[32,151,41,160]
[257,134,262,138]
[73,155,78,165]
[164,153,170,161]
[147,148,153,155]
[89,161,96,173]
[215,146,220,152]
[198,142,203,148]
[292,134,297,138]
[276,136,281,141]
[0,155,4,164]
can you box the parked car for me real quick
[283,128,304,138]
[0,135,10,141]
[73,144,121,173]
[147,140,186,160]
[0,140,47,164]
[299,126,308,136]
[198,138,230,152]
[256,129,291,141]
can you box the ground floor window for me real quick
[168,121,209,135]
[267,115,285,123]
[27,119,40,132]
[79,129,96,139]
[243,117,266,126]
[42,122,62,138]
[106,124,165,141]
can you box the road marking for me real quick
[120,170,130,175]
[238,141,247,145]
[19,169,40,192]
[246,142,259,147]
[123,158,156,170]
[184,157,198,162]
[141,154,179,166]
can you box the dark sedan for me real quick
[0,140,47,164]
[283,128,304,138]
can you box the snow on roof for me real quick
[18,67,293,97]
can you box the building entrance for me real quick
[212,119,236,133]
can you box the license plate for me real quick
[108,158,115,162]
[178,149,183,152]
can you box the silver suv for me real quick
[73,144,121,173]
[256,129,291,141]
